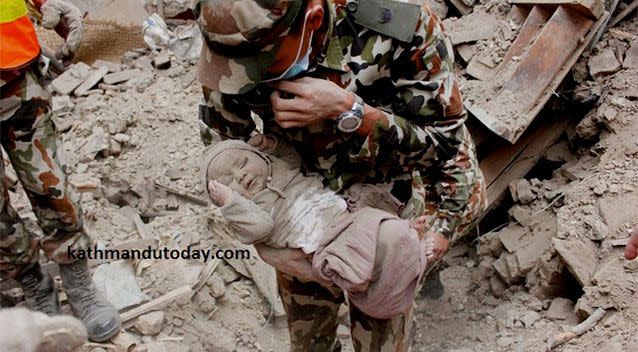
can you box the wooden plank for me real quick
[510,0,604,19]
[609,0,638,27]
[469,6,600,143]
[120,285,194,322]
[498,6,553,71]
[480,116,570,211]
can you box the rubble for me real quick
[135,311,165,335]
[74,65,109,97]
[103,69,143,85]
[545,297,574,320]
[588,48,622,77]
[50,62,91,95]
[624,44,638,69]
[443,12,501,45]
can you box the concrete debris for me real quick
[153,52,172,69]
[624,44,638,69]
[552,238,598,287]
[74,66,109,97]
[92,59,121,73]
[443,12,501,45]
[456,44,477,63]
[80,126,110,161]
[465,55,495,81]
[588,48,621,77]
[545,297,574,320]
[135,311,165,335]
[68,173,101,192]
[51,95,74,115]
[50,62,91,95]
[103,69,143,85]
[206,273,226,298]
[509,179,536,204]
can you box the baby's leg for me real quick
[408,215,436,261]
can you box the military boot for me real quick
[15,262,60,315]
[59,259,121,342]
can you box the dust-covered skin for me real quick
[0,63,91,279]
[207,148,270,199]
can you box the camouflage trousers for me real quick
[277,271,413,352]
[0,62,91,280]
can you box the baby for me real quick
[203,136,434,319]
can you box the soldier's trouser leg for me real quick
[0,63,91,280]
[278,271,412,352]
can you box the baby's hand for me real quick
[208,180,232,206]
[248,133,277,152]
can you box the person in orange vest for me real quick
[1,0,121,342]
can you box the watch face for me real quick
[340,115,360,130]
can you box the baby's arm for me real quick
[249,134,302,169]
[208,180,274,244]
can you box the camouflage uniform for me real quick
[0,61,91,279]
[194,0,487,350]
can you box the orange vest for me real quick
[0,0,40,70]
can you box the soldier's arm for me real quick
[199,86,257,145]
[350,6,483,238]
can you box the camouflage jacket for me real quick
[199,0,484,238]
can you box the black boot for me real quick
[59,259,121,342]
[15,262,60,315]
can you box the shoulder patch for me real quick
[351,0,421,43]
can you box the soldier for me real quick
[194,0,487,350]
[0,0,121,342]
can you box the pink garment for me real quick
[312,207,428,319]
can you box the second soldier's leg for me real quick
[277,271,345,352]
[1,63,121,341]
[349,303,413,352]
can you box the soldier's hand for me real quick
[254,244,330,285]
[40,0,84,63]
[270,77,354,128]
[423,230,449,263]
[626,225,638,260]
[248,133,277,152]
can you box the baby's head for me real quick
[203,140,270,199]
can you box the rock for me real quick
[92,59,121,72]
[442,12,501,45]
[135,311,165,335]
[50,62,91,95]
[51,95,74,114]
[68,174,101,192]
[552,238,598,286]
[465,54,495,81]
[497,225,528,253]
[516,221,554,275]
[492,255,511,283]
[165,167,181,180]
[80,127,110,161]
[545,297,574,320]
[623,44,638,69]
[520,310,540,328]
[490,276,507,297]
[496,336,513,348]
[153,52,172,69]
[74,66,109,97]
[113,133,131,144]
[477,231,504,257]
[109,138,122,155]
[588,48,621,77]
[624,260,638,272]
[52,117,74,132]
[592,183,607,196]
[509,179,536,204]
[456,44,477,63]
[194,288,217,313]
[508,205,537,227]
[103,69,143,85]
[206,273,226,298]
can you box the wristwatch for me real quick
[336,93,364,133]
